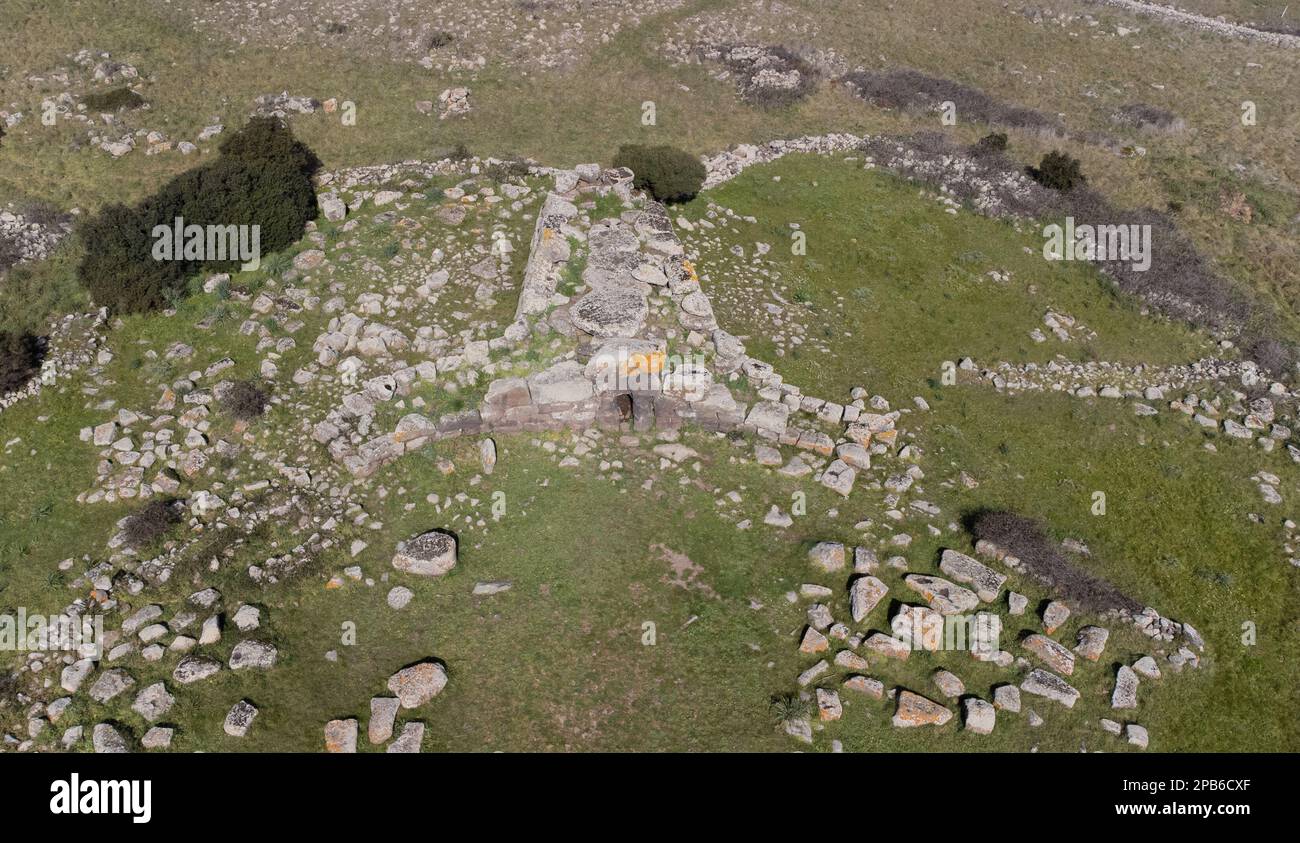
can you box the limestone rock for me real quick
[324,718,359,753]
[392,530,457,576]
[892,690,952,728]
[1021,633,1076,675]
[131,682,175,722]
[932,669,965,698]
[1111,665,1139,709]
[938,549,1006,602]
[963,698,996,734]
[1074,626,1110,661]
[848,575,888,622]
[387,721,425,753]
[1020,668,1080,708]
[1042,600,1070,634]
[369,696,399,744]
[904,574,979,615]
[224,699,258,737]
[808,541,845,572]
[387,661,448,708]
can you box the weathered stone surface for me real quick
[324,718,359,753]
[892,690,952,728]
[843,675,885,698]
[387,661,448,708]
[392,530,457,576]
[229,639,278,670]
[891,604,944,651]
[816,688,842,721]
[369,696,399,744]
[1021,634,1077,675]
[808,541,845,572]
[1125,723,1149,749]
[1074,625,1110,661]
[527,360,594,405]
[131,682,175,722]
[1111,665,1140,709]
[745,400,789,436]
[849,575,888,622]
[938,549,1006,602]
[387,721,425,753]
[993,683,1021,713]
[1021,668,1080,708]
[796,660,830,686]
[1132,655,1161,679]
[224,699,258,737]
[571,289,648,337]
[932,668,965,698]
[819,459,857,497]
[142,726,173,749]
[864,632,911,660]
[387,586,414,609]
[834,649,869,670]
[1042,600,1071,633]
[92,723,128,753]
[60,659,95,693]
[173,655,221,684]
[904,574,979,615]
[963,698,996,734]
[799,626,829,653]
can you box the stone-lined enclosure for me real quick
[318,162,880,496]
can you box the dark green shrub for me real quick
[120,498,184,549]
[81,87,146,111]
[484,157,531,183]
[0,330,43,395]
[77,117,320,314]
[222,379,270,420]
[972,132,1008,155]
[0,232,20,274]
[1027,150,1086,192]
[612,144,705,204]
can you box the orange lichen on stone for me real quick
[681,259,699,283]
[621,351,666,377]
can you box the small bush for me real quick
[1242,334,1296,378]
[1027,150,1086,192]
[1112,103,1185,133]
[971,132,1008,155]
[77,117,320,314]
[121,499,184,549]
[81,87,146,112]
[967,509,1141,613]
[222,379,270,420]
[842,68,1058,132]
[0,231,20,274]
[0,330,44,395]
[612,144,705,204]
[484,157,531,183]
[769,693,812,728]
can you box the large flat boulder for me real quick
[938,549,1007,602]
[392,530,458,577]
[892,690,952,728]
[904,574,979,615]
[570,289,648,338]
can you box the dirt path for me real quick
[1090,0,1300,46]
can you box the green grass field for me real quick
[1,0,1297,753]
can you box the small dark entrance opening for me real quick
[614,393,634,422]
